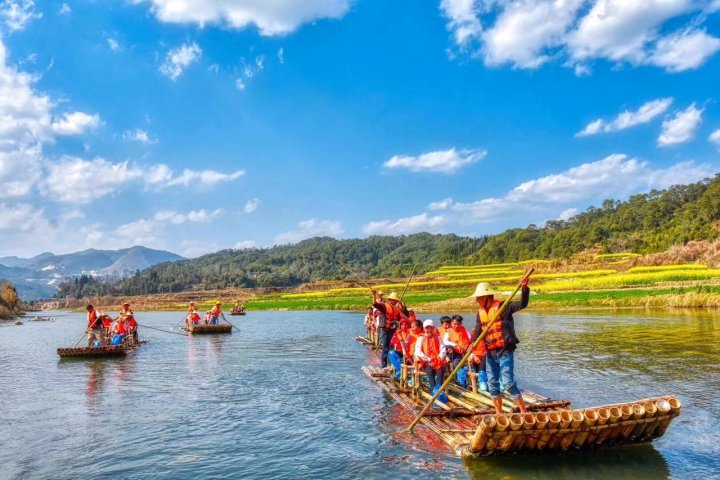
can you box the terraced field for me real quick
[257,252,720,310]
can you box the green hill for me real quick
[58,174,720,298]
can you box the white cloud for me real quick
[159,42,202,81]
[429,198,453,210]
[117,209,223,246]
[442,0,720,73]
[362,213,445,235]
[277,47,284,64]
[44,157,144,204]
[568,0,694,64]
[440,0,484,47]
[135,0,351,36]
[123,128,157,144]
[507,154,647,202]
[1,0,41,32]
[243,198,260,213]
[235,240,256,249]
[59,3,70,15]
[43,157,245,204]
[107,38,121,52]
[0,202,50,234]
[709,129,720,147]
[383,148,486,174]
[558,207,579,221]
[649,29,720,72]
[658,103,703,147]
[576,97,673,137]
[235,78,246,90]
[368,154,717,231]
[274,219,343,244]
[51,112,102,135]
[481,0,583,69]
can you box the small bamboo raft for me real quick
[57,340,146,359]
[183,324,233,334]
[358,339,681,456]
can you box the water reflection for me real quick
[465,444,670,480]
[85,362,105,413]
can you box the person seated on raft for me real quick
[437,316,451,339]
[117,302,138,345]
[388,320,415,380]
[443,314,470,370]
[86,304,105,347]
[414,319,448,391]
[209,302,223,325]
[186,302,201,328]
[467,335,489,392]
[110,316,127,346]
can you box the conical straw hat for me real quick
[470,282,499,298]
[386,292,400,301]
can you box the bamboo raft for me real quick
[57,340,146,358]
[183,324,233,334]
[229,311,246,316]
[358,341,681,457]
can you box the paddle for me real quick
[73,329,89,347]
[405,269,534,432]
[221,312,239,331]
[137,323,189,337]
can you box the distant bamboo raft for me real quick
[57,340,146,358]
[184,324,233,334]
[358,339,681,456]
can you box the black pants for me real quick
[423,365,445,389]
[379,327,395,368]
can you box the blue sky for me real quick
[0,0,719,257]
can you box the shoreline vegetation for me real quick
[43,244,720,313]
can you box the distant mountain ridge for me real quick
[0,246,183,300]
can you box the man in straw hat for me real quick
[371,289,409,369]
[470,278,530,414]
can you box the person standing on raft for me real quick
[209,302,223,325]
[470,279,530,414]
[86,304,105,347]
[371,290,409,370]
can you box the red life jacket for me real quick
[392,329,412,352]
[114,321,127,335]
[87,309,100,329]
[101,315,112,328]
[478,300,505,350]
[126,317,137,330]
[190,312,201,324]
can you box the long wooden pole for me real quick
[137,323,189,336]
[399,265,417,303]
[221,312,239,331]
[405,269,534,432]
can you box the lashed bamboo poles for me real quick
[406,269,534,432]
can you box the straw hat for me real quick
[470,282,499,298]
[377,290,384,296]
[215,302,221,306]
[423,319,435,328]
[386,292,400,301]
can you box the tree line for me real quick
[55,174,720,299]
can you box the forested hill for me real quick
[59,174,720,298]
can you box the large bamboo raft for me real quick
[359,342,681,457]
[183,324,233,334]
[57,340,146,358]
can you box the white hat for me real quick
[470,282,499,298]
[423,319,435,328]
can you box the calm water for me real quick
[0,310,718,479]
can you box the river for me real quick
[0,310,718,479]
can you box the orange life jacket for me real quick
[211,305,221,316]
[418,334,446,370]
[479,300,505,350]
[447,327,470,353]
[437,325,450,339]
[385,301,402,322]
[113,320,127,335]
[407,331,421,358]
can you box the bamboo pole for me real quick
[547,410,573,449]
[586,407,611,445]
[405,270,533,432]
[469,415,496,453]
[560,410,584,450]
[631,402,656,439]
[536,411,560,450]
[526,412,548,450]
[484,414,509,453]
[574,409,598,447]
[399,264,417,302]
